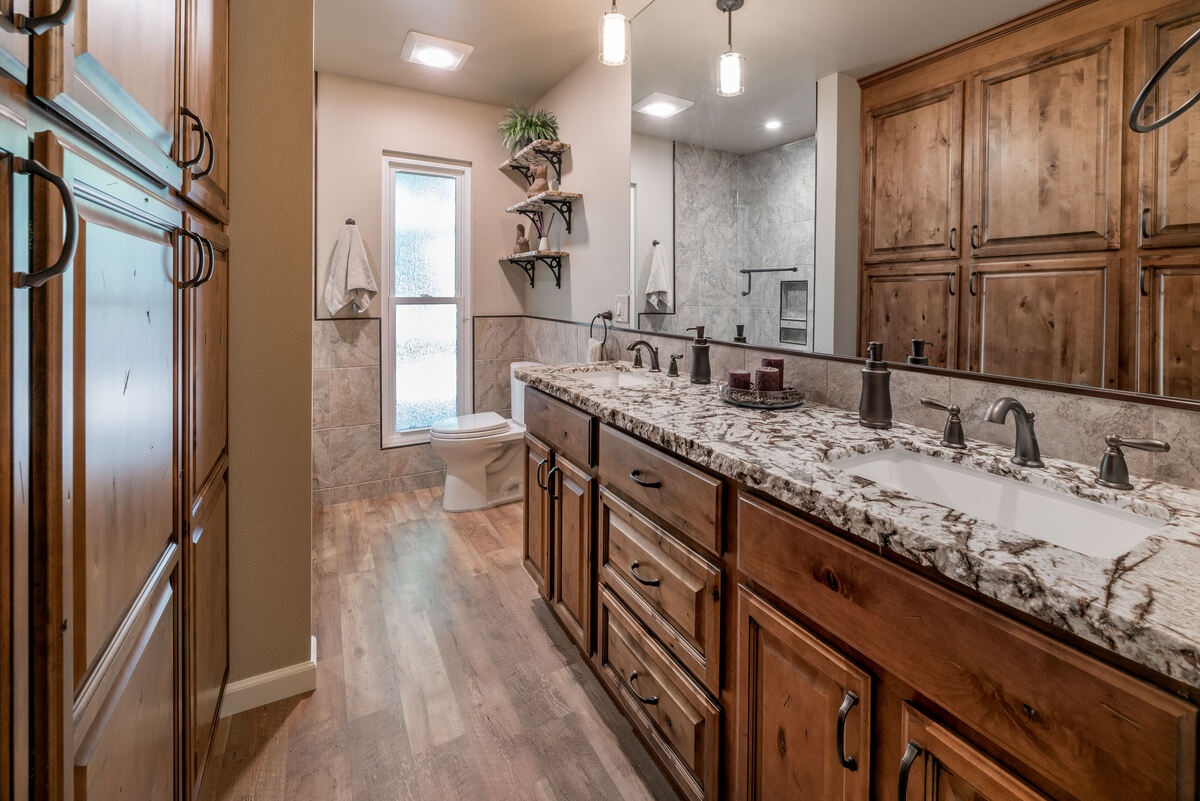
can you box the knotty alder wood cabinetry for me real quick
[862,263,962,369]
[524,387,1200,800]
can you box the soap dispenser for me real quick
[687,326,711,384]
[907,339,934,366]
[859,341,893,430]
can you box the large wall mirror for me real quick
[626,0,1200,403]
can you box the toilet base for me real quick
[437,437,524,512]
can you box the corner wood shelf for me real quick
[501,251,566,289]
[507,191,583,234]
[499,140,570,186]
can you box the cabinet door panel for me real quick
[1137,253,1200,399]
[189,473,227,794]
[969,255,1118,388]
[523,435,551,598]
[0,0,29,83]
[736,586,870,801]
[182,0,228,220]
[186,216,227,500]
[969,29,1123,256]
[863,83,963,263]
[861,264,960,367]
[550,455,593,653]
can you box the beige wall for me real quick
[524,58,633,323]
[315,72,525,319]
[228,0,315,681]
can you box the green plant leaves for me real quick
[498,105,560,153]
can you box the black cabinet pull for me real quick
[628,561,660,587]
[948,226,957,252]
[968,271,977,296]
[194,128,216,179]
[836,690,859,771]
[547,466,561,501]
[946,272,955,297]
[196,236,216,286]
[535,458,549,490]
[629,469,661,489]
[178,107,207,168]
[15,157,78,289]
[14,0,74,35]
[1142,208,1151,241]
[1140,264,1150,297]
[898,740,922,801]
[177,229,204,288]
[627,671,658,705]
[969,224,980,249]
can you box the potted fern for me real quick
[498,106,559,154]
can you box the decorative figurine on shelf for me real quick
[526,164,550,198]
[513,223,531,255]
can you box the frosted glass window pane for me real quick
[394,171,457,297]
[395,304,458,432]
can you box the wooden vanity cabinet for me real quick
[549,453,595,653]
[522,434,553,599]
[860,263,962,366]
[1136,251,1200,398]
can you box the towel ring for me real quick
[1130,26,1200,133]
[590,311,613,349]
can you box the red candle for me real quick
[761,357,785,384]
[727,370,752,389]
[755,366,782,392]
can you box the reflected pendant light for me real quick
[716,0,745,97]
[599,0,631,66]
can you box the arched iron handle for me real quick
[13,0,74,35]
[836,690,860,771]
[14,157,78,289]
[946,272,955,297]
[194,128,216,179]
[968,271,977,296]
[970,224,980,249]
[177,229,205,288]
[629,469,661,489]
[1130,27,1200,133]
[948,226,957,252]
[546,466,561,501]
[178,107,207,169]
[627,671,658,705]
[195,236,216,286]
[628,561,660,587]
[1140,263,1151,298]
[898,740,922,801]
[1142,208,1151,241]
[535,458,549,490]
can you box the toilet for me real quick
[430,361,540,512]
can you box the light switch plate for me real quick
[614,294,630,324]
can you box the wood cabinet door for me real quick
[862,83,963,263]
[522,435,552,599]
[968,255,1119,388]
[1138,4,1200,247]
[967,28,1123,257]
[897,704,1051,801]
[550,454,594,653]
[735,586,871,801]
[181,0,228,221]
[188,471,227,797]
[185,215,227,502]
[0,0,30,83]
[31,0,183,187]
[1137,252,1200,399]
[861,263,961,368]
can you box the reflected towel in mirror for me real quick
[645,242,672,310]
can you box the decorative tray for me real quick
[717,382,806,410]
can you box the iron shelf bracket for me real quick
[531,146,564,185]
[541,198,574,233]
[517,208,547,235]
[503,252,566,289]
[508,163,536,185]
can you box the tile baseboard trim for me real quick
[220,636,318,718]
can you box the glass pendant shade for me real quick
[599,10,630,66]
[718,50,745,97]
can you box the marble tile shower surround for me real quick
[515,361,1200,688]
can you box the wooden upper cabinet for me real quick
[861,263,961,367]
[1138,4,1200,247]
[966,28,1124,257]
[898,704,1052,801]
[523,434,552,599]
[968,255,1119,389]
[0,0,30,83]
[550,455,594,654]
[1137,252,1200,399]
[736,586,870,801]
[182,0,228,221]
[862,82,963,263]
[31,0,183,188]
[188,473,227,798]
[185,214,228,501]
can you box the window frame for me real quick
[380,154,473,448]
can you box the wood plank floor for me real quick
[199,487,679,801]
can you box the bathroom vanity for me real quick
[517,362,1200,801]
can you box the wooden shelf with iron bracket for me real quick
[507,191,582,234]
[500,250,567,289]
[499,140,571,186]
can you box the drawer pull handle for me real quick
[836,690,859,771]
[627,671,658,705]
[898,740,922,801]
[628,561,660,587]
[15,157,79,289]
[535,458,549,490]
[546,466,561,501]
[629,469,661,489]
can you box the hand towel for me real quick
[644,243,672,310]
[587,338,606,362]
[323,223,379,316]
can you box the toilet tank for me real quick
[509,361,540,425]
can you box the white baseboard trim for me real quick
[219,635,317,718]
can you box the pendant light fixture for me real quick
[716,0,745,97]
[599,0,630,67]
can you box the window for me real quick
[382,157,471,446]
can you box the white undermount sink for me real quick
[574,370,658,389]
[830,449,1166,560]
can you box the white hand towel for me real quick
[644,243,672,310]
[587,338,606,362]
[323,223,379,316]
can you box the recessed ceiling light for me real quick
[633,92,695,119]
[401,31,474,72]
[764,119,782,130]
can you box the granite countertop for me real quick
[515,361,1200,690]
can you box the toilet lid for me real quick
[430,412,510,437]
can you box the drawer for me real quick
[597,586,720,801]
[600,489,721,693]
[598,425,722,555]
[524,388,595,467]
[737,493,1198,801]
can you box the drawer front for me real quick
[600,489,721,693]
[597,586,720,801]
[524,388,595,468]
[737,493,1197,801]
[598,425,721,555]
